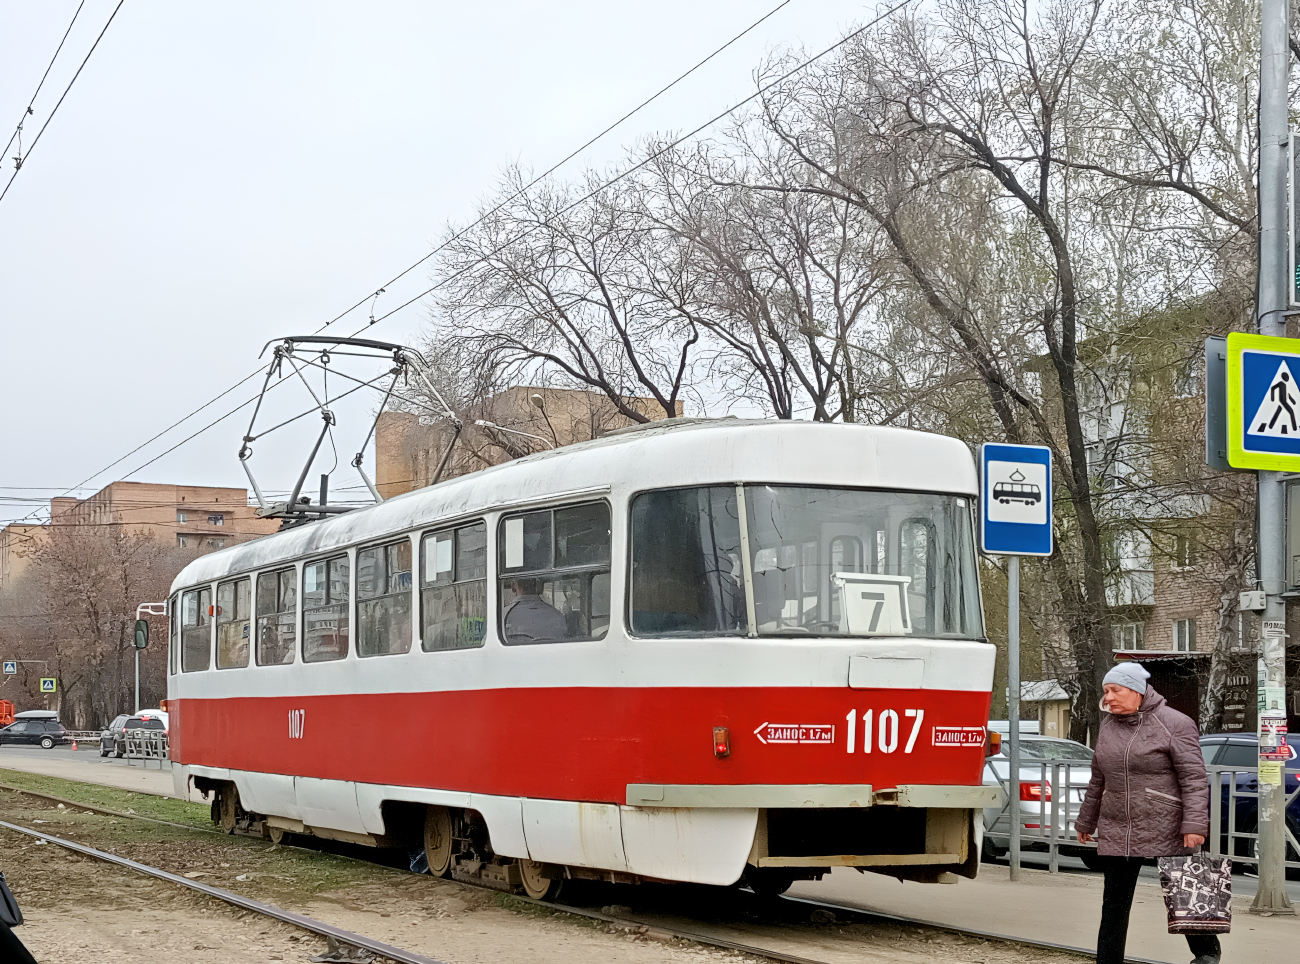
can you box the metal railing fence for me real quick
[1204,765,1300,871]
[988,761,1096,873]
[122,729,169,769]
[988,762,1299,873]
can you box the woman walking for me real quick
[1075,662,1219,964]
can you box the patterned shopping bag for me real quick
[1157,853,1232,934]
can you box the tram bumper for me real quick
[627,783,998,884]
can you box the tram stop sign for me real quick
[1226,332,1300,470]
[979,443,1053,556]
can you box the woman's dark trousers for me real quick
[1097,855,1221,963]
[0,921,38,964]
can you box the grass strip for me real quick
[0,766,211,828]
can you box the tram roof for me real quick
[172,418,976,590]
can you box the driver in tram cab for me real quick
[503,578,568,643]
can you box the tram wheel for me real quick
[424,806,453,877]
[217,785,240,834]
[743,866,796,898]
[518,859,563,900]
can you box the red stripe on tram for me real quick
[171,686,991,803]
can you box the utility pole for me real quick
[1251,0,1295,916]
[1007,555,1021,881]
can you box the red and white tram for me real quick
[167,419,998,898]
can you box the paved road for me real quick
[0,745,192,799]
[792,851,1300,964]
[1003,847,1300,903]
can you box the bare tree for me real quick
[431,167,701,423]
[3,525,187,727]
[639,143,893,421]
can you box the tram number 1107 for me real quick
[845,708,924,754]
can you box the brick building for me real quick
[0,482,278,591]
[376,386,682,499]
[0,523,47,592]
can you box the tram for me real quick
[167,419,998,898]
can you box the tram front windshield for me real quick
[630,485,982,639]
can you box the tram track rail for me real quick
[0,818,447,964]
[0,779,1163,964]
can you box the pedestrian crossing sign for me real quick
[39,678,56,693]
[1227,332,1300,470]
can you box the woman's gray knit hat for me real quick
[1103,661,1150,694]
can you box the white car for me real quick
[982,735,1101,869]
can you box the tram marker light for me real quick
[713,727,731,759]
[986,730,1001,757]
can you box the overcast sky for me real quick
[0,0,867,519]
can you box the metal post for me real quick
[134,648,140,714]
[1252,0,1295,916]
[1008,555,1021,881]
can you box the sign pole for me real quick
[1007,555,1021,882]
[979,442,1051,883]
[135,649,140,715]
[1252,0,1295,916]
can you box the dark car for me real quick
[100,714,130,757]
[0,718,69,749]
[1200,733,1300,864]
[114,715,166,756]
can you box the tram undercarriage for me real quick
[196,777,984,900]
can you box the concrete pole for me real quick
[1008,555,1021,881]
[1251,0,1295,916]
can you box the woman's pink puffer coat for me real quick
[1075,686,1210,857]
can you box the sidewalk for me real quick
[0,748,199,801]
[791,862,1299,964]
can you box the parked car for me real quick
[983,735,1099,868]
[1201,732,1300,865]
[113,712,168,756]
[100,714,131,757]
[0,717,69,749]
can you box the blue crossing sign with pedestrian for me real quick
[39,678,56,693]
[1226,332,1300,470]
[2,661,14,675]
[979,443,1053,556]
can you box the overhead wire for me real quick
[356,0,914,332]
[0,0,127,206]
[0,368,268,530]
[11,0,911,515]
[11,0,805,515]
[309,0,798,336]
[0,0,87,165]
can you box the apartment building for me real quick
[49,481,280,550]
[376,386,683,499]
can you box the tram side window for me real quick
[421,522,487,651]
[303,555,350,662]
[357,540,412,656]
[181,587,211,672]
[169,594,179,675]
[629,487,745,636]
[216,577,251,668]
[498,502,610,644]
[256,568,297,665]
